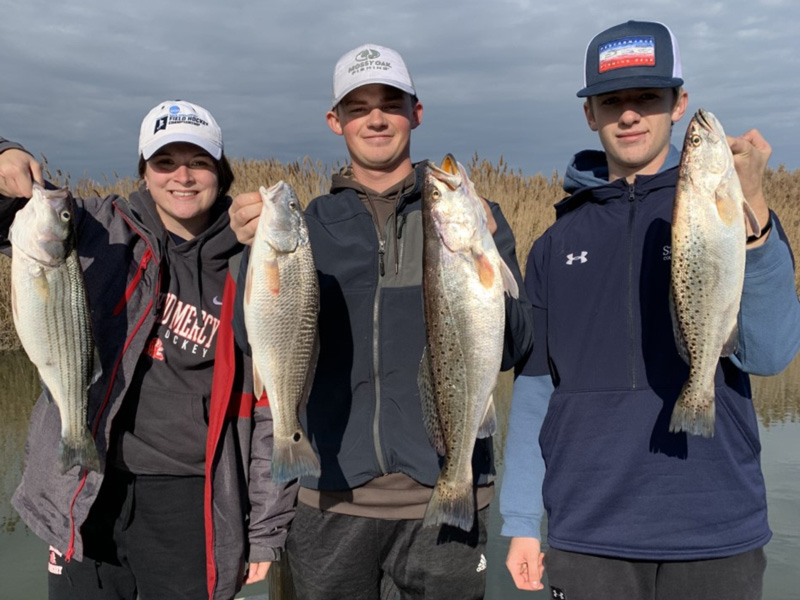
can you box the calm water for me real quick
[1,352,799,599]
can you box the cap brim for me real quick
[332,80,417,109]
[140,132,223,161]
[577,76,684,98]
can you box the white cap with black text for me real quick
[138,100,223,160]
[332,43,417,109]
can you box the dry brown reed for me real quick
[2,158,800,351]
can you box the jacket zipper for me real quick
[65,209,160,561]
[371,213,394,475]
[627,182,638,389]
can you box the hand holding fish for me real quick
[0,149,44,198]
[228,190,263,246]
[506,537,545,592]
[480,197,498,235]
[728,129,772,245]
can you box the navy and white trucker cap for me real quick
[577,20,683,98]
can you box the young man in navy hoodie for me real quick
[499,20,800,600]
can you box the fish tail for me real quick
[271,431,321,483]
[669,383,716,438]
[422,478,475,532]
[59,429,100,474]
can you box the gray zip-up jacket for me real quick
[234,162,534,492]
[0,138,295,600]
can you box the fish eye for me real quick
[691,134,702,147]
[289,201,297,210]
[431,189,440,200]
[60,210,71,222]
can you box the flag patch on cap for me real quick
[598,36,655,72]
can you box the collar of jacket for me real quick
[328,161,427,214]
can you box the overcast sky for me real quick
[2,0,798,184]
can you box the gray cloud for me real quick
[2,0,798,183]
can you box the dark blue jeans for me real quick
[48,469,207,600]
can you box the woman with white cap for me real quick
[0,100,295,600]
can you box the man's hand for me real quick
[728,129,771,244]
[243,560,271,584]
[506,536,545,591]
[0,149,43,198]
[228,191,263,245]
[480,198,498,235]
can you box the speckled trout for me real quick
[418,155,518,531]
[10,183,101,474]
[243,181,320,483]
[669,110,760,437]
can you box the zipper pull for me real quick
[379,239,386,277]
[628,183,636,202]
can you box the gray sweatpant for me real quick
[286,502,489,600]
[544,546,766,600]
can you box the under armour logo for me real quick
[551,587,566,599]
[566,251,588,265]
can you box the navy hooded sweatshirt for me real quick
[499,147,800,560]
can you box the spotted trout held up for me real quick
[669,109,760,437]
[418,155,519,531]
[243,181,321,483]
[10,183,101,474]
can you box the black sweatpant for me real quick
[544,546,767,600]
[286,502,489,600]
[48,469,207,600]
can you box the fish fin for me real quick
[714,186,742,227]
[499,259,519,299]
[477,395,497,438]
[669,290,690,364]
[471,246,495,289]
[422,478,475,532]
[271,431,321,484]
[669,382,716,438]
[299,334,320,415]
[265,257,280,295]
[742,200,761,238]
[252,365,266,398]
[59,429,101,474]
[417,346,446,455]
[721,323,739,357]
[33,268,51,301]
[90,348,103,386]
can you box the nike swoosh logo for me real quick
[213,296,223,306]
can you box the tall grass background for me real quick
[2,157,799,399]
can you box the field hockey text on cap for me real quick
[577,20,684,98]
[138,100,223,160]
[332,43,417,108]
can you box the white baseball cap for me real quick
[138,100,223,160]
[332,43,417,108]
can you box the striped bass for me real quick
[669,109,760,437]
[10,183,101,473]
[419,155,518,531]
[244,181,320,483]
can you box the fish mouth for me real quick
[427,154,461,190]
[695,109,715,133]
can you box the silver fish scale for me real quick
[669,109,748,437]
[12,237,98,471]
[420,162,506,530]
[246,242,319,433]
